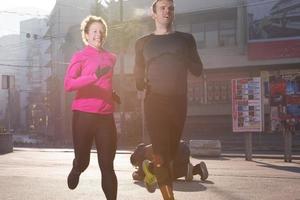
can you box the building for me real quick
[46,0,300,150]
[19,18,51,135]
[44,0,98,143]
[0,35,23,132]
[0,17,50,135]
[106,0,300,148]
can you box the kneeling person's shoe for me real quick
[199,161,208,181]
[67,168,81,190]
[142,160,157,193]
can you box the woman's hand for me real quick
[95,66,111,78]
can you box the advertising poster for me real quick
[270,73,300,131]
[232,77,263,132]
[247,0,300,60]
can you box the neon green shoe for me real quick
[142,160,157,193]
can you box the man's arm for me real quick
[134,38,146,91]
[187,34,203,77]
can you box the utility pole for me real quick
[119,0,126,135]
[7,80,11,132]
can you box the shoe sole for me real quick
[200,161,208,181]
[185,163,193,181]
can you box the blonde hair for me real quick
[80,15,108,45]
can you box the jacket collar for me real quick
[85,45,104,54]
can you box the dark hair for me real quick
[151,0,174,13]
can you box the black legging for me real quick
[145,93,187,186]
[72,111,117,200]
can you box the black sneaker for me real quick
[67,167,81,190]
[199,161,208,181]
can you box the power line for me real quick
[0,63,49,68]
[170,0,280,14]
[0,58,31,61]
[0,10,48,17]
[0,61,69,69]
[0,0,280,18]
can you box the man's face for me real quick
[152,0,174,26]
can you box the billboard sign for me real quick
[247,0,300,60]
[232,77,263,132]
[269,73,300,131]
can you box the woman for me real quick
[64,15,119,200]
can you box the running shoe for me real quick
[199,161,208,181]
[67,167,81,190]
[142,160,157,193]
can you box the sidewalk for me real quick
[1,148,300,200]
[221,151,300,160]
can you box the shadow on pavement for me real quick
[191,156,230,161]
[133,179,208,192]
[254,160,300,174]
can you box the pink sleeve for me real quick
[64,53,98,92]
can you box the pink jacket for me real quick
[64,45,117,114]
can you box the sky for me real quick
[0,0,56,37]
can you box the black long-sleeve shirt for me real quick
[134,31,203,96]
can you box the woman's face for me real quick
[85,22,105,49]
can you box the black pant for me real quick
[145,93,187,186]
[72,111,117,200]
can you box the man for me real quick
[130,141,209,183]
[134,0,203,199]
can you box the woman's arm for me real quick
[64,54,98,92]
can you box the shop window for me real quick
[205,22,219,48]
[191,23,205,48]
[207,80,231,104]
[188,82,204,105]
[194,86,204,103]
[175,24,191,32]
[188,87,194,102]
[219,19,236,47]
[207,83,214,102]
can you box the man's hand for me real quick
[95,66,111,78]
[112,90,121,104]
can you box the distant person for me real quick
[64,15,120,200]
[134,0,203,199]
[130,140,209,185]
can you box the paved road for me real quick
[0,148,300,200]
